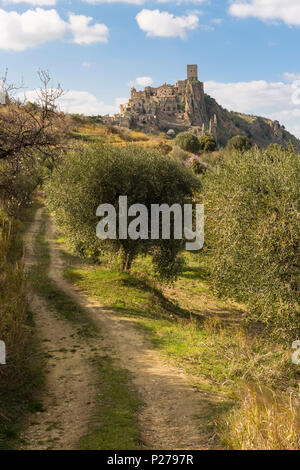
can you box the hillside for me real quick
[101,65,300,149]
[204,93,300,149]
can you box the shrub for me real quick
[156,141,172,155]
[227,135,252,152]
[170,146,189,162]
[46,144,200,280]
[199,135,217,152]
[203,146,300,340]
[174,132,200,153]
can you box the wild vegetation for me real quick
[0,71,299,450]
[46,144,200,279]
[0,71,68,447]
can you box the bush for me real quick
[199,135,217,152]
[203,146,300,340]
[174,132,200,153]
[46,144,200,280]
[186,157,207,175]
[170,146,189,162]
[156,141,172,155]
[227,135,252,152]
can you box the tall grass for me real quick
[0,217,27,377]
[220,386,300,450]
[0,208,43,449]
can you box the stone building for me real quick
[109,65,212,134]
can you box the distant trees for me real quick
[174,132,200,153]
[227,135,252,152]
[174,132,217,154]
[46,144,200,280]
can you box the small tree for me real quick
[199,135,217,152]
[227,135,252,152]
[0,70,68,162]
[174,132,200,153]
[0,70,68,215]
[46,144,200,280]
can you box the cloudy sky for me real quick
[2,0,300,136]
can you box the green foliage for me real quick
[174,132,200,153]
[188,157,207,175]
[203,147,300,340]
[156,141,172,155]
[227,135,253,152]
[46,144,200,280]
[199,135,217,152]
[265,143,286,154]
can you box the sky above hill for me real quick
[1,0,300,136]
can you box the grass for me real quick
[220,386,300,450]
[70,122,166,149]
[62,251,299,449]
[80,356,143,450]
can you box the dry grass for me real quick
[220,386,300,450]
[0,205,44,449]
[0,219,27,372]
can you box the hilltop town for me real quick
[102,65,300,149]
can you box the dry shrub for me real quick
[0,218,27,383]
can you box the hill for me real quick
[100,64,300,149]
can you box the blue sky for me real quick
[1,0,300,136]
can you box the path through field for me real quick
[22,207,219,450]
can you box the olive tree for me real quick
[174,132,200,153]
[203,146,300,340]
[46,144,200,279]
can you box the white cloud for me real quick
[211,17,222,24]
[0,8,109,51]
[198,23,214,31]
[82,61,91,68]
[83,0,206,3]
[57,90,123,114]
[136,9,199,39]
[68,13,109,44]
[3,0,56,4]
[229,0,300,26]
[204,79,300,137]
[128,76,154,88]
[85,0,143,3]
[283,72,300,83]
[21,89,128,115]
[0,8,66,51]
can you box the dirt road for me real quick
[22,208,218,449]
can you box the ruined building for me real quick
[101,65,300,149]
[105,65,216,137]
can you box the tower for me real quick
[187,64,198,81]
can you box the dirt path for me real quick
[22,208,98,450]
[48,214,218,450]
